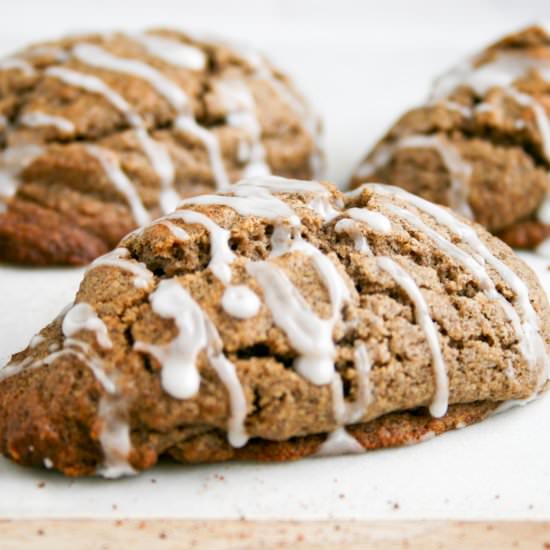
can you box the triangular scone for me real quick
[0,30,321,266]
[350,25,550,252]
[1,176,549,477]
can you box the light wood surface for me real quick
[0,520,548,549]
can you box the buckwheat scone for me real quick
[1,176,548,477]
[0,30,322,265]
[351,25,550,254]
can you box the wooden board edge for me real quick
[0,519,549,549]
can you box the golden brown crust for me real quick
[496,219,550,250]
[1,181,548,477]
[167,401,499,464]
[0,199,110,265]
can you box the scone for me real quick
[0,30,322,265]
[1,176,548,478]
[351,25,550,254]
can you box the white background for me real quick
[1,0,550,520]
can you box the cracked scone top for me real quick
[1,176,549,477]
[0,30,322,265]
[351,25,550,254]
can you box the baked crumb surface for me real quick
[1,176,548,477]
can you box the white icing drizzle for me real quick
[246,261,335,385]
[73,43,188,111]
[62,303,112,349]
[356,135,473,219]
[331,343,373,425]
[334,207,391,256]
[174,115,230,190]
[29,334,45,348]
[179,184,299,222]
[314,427,364,457]
[163,209,235,284]
[135,279,206,399]
[135,279,248,446]
[155,219,190,241]
[43,458,53,469]
[504,88,550,161]
[46,66,141,119]
[346,207,392,234]
[475,102,497,115]
[237,174,327,195]
[0,57,35,76]
[492,393,539,415]
[89,247,153,289]
[234,46,322,177]
[0,145,44,205]
[133,33,207,70]
[332,376,348,425]
[204,318,248,447]
[26,46,69,62]
[20,111,75,134]
[56,301,75,320]
[369,183,550,387]
[308,195,341,222]
[351,343,374,422]
[134,127,177,213]
[47,338,117,395]
[437,100,472,117]
[288,238,352,309]
[376,255,449,417]
[386,203,529,359]
[216,78,270,177]
[222,285,261,319]
[47,66,178,213]
[97,398,136,478]
[85,145,150,225]
[334,218,371,254]
[246,238,351,386]
[180,175,337,227]
[431,53,550,104]
[270,223,296,256]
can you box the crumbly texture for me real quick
[0,30,321,265]
[0,182,548,477]
[351,25,550,249]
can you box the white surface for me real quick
[2,0,550,520]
